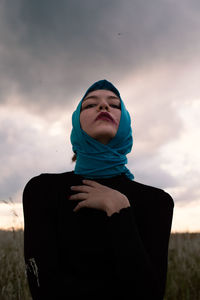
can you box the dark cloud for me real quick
[0,107,73,202]
[1,0,200,113]
[1,0,200,218]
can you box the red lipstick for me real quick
[95,112,116,124]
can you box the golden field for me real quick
[0,229,199,300]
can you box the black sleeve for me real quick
[106,190,174,299]
[23,175,61,300]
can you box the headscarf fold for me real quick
[70,79,134,180]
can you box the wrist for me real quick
[105,194,130,217]
[106,207,117,217]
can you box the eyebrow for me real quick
[83,95,120,101]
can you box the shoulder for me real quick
[125,179,174,209]
[23,171,76,194]
[22,171,77,210]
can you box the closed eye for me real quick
[81,103,96,111]
[110,104,121,109]
[81,103,96,110]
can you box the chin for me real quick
[92,131,116,144]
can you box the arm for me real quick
[106,191,174,299]
[23,175,60,300]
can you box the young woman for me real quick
[23,80,174,299]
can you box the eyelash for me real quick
[111,104,121,109]
[84,104,96,109]
[83,104,121,110]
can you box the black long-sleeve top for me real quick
[23,171,174,299]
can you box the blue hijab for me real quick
[70,80,134,180]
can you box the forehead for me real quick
[83,89,120,101]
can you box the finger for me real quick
[68,193,88,200]
[82,179,100,187]
[73,201,88,212]
[70,185,91,193]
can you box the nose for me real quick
[97,101,109,111]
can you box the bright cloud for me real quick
[1,0,200,231]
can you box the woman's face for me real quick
[80,89,121,144]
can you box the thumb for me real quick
[73,200,87,212]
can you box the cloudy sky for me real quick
[1,0,200,232]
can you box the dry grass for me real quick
[0,199,199,300]
[0,229,31,300]
[0,230,199,300]
[165,232,200,300]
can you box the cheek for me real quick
[80,112,90,131]
[116,111,121,126]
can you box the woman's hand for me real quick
[68,179,130,216]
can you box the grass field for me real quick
[0,229,199,300]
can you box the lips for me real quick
[95,112,116,123]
